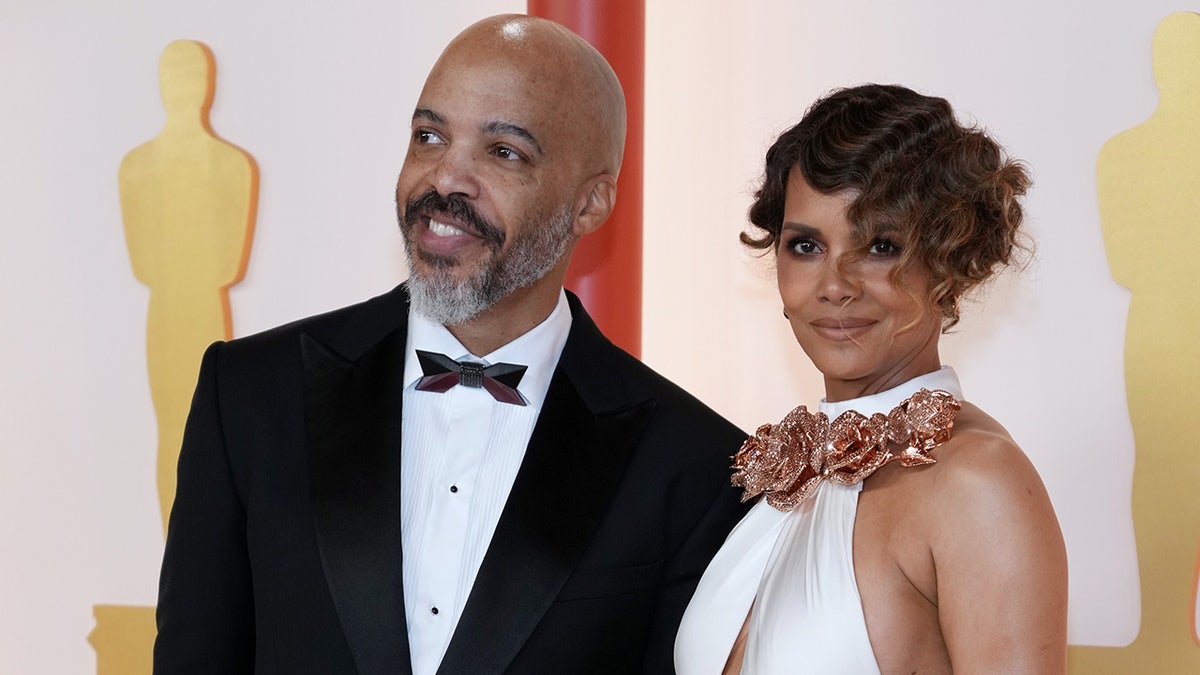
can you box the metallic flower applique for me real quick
[731,388,961,512]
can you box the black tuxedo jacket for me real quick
[153,285,749,674]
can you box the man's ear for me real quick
[572,174,618,237]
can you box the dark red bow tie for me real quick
[413,350,528,406]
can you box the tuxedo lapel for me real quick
[302,286,413,675]
[437,295,654,674]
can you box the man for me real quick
[153,14,748,675]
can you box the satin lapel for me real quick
[436,368,654,674]
[303,328,413,675]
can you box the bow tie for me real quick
[413,350,528,406]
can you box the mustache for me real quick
[400,190,505,248]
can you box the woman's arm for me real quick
[931,430,1069,674]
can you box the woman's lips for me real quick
[809,318,876,341]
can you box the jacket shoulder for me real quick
[222,284,408,360]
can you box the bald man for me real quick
[152,14,748,675]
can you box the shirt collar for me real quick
[818,366,963,418]
[403,290,573,410]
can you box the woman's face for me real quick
[777,172,943,402]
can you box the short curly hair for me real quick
[745,84,1030,329]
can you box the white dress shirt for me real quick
[400,290,572,675]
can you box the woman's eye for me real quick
[868,238,901,256]
[790,237,820,255]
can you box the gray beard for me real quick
[405,203,575,326]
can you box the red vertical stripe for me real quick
[528,0,644,357]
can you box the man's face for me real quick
[395,50,584,326]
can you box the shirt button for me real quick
[449,485,459,493]
[431,606,439,615]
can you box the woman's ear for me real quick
[572,174,618,237]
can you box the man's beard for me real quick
[398,190,575,326]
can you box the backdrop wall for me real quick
[1,0,1192,672]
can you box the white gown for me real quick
[675,368,964,674]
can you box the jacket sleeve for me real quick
[641,432,748,674]
[153,341,255,674]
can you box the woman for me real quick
[676,84,1068,673]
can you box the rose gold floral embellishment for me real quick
[731,388,961,511]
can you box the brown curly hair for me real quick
[745,84,1030,329]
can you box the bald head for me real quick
[395,13,629,336]
[430,14,627,177]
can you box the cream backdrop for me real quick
[0,0,1189,672]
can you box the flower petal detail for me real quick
[731,388,961,511]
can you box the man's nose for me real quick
[431,144,481,199]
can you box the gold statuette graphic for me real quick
[90,39,258,674]
[120,39,257,535]
[1070,12,1200,673]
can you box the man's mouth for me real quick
[402,189,505,249]
[411,210,493,260]
[428,218,470,238]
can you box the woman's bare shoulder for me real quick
[919,402,1069,671]
[914,400,1061,568]
[927,401,1040,491]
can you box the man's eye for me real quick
[414,129,444,144]
[493,146,523,161]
